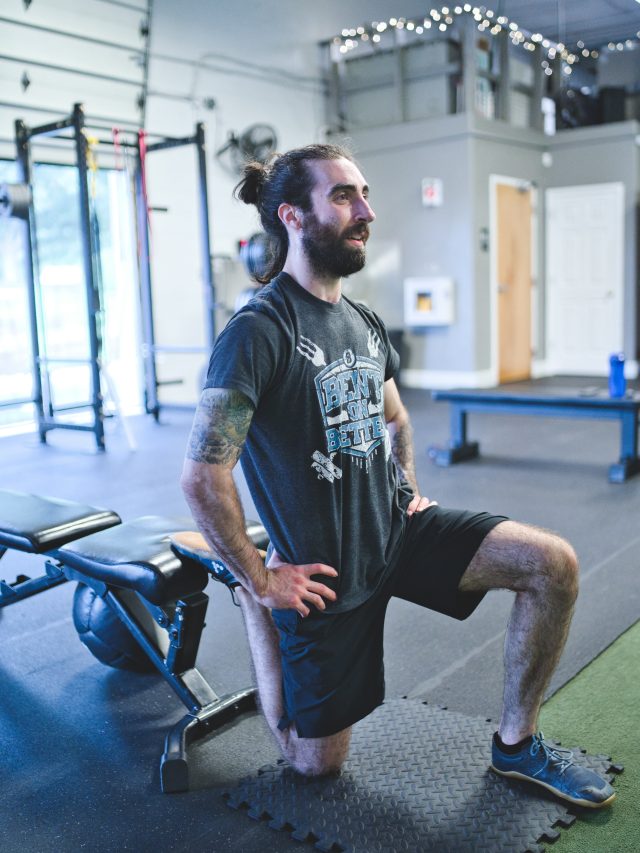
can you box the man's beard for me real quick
[301,212,369,278]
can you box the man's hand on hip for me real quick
[407,495,438,516]
[255,550,338,617]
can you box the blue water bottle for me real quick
[608,353,626,398]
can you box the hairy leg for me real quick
[237,588,352,775]
[459,520,579,743]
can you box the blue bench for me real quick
[428,385,640,483]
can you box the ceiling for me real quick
[159,0,640,63]
[497,0,640,47]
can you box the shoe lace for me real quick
[530,732,575,777]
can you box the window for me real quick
[0,160,141,436]
[0,159,32,431]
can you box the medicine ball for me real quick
[239,231,275,281]
[72,583,155,673]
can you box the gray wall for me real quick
[343,113,477,382]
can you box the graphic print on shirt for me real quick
[296,336,326,367]
[311,450,343,483]
[299,333,388,477]
[367,329,381,358]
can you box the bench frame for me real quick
[0,509,258,794]
[429,388,640,483]
[59,560,258,792]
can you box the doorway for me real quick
[494,180,534,383]
[545,182,624,375]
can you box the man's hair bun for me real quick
[234,161,268,206]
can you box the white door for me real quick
[545,182,624,375]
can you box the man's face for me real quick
[301,157,376,278]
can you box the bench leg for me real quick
[428,406,480,466]
[160,687,258,793]
[610,412,640,482]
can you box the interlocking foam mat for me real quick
[224,699,622,853]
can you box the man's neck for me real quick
[282,257,342,304]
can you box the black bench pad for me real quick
[57,516,208,605]
[0,490,121,553]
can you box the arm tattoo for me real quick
[186,388,255,465]
[391,420,418,493]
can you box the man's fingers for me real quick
[406,495,421,515]
[407,496,438,515]
[419,498,437,510]
[301,591,328,611]
[307,580,338,601]
[303,562,338,577]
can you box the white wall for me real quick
[0,0,145,162]
[143,3,326,402]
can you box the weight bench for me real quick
[0,490,268,793]
[428,385,640,483]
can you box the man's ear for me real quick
[278,202,303,231]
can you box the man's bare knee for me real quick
[530,534,579,603]
[285,727,351,777]
[291,754,346,777]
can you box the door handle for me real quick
[498,283,509,293]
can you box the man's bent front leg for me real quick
[458,520,579,744]
[236,588,352,776]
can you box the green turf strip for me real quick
[538,619,639,852]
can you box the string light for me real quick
[331,4,632,72]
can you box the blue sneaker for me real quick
[170,532,240,589]
[491,732,616,808]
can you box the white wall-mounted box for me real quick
[404,277,455,326]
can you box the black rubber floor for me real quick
[224,700,621,853]
[0,378,638,852]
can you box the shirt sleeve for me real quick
[384,332,400,381]
[365,307,400,381]
[204,308,282,407]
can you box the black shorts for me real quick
[271,506,508,738]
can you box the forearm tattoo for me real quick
[391,420,418,493]
[186,388,254,465]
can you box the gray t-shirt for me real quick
[205,272,412,612]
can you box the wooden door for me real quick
[497,183,532,383]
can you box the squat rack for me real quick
[6,102,216,448]
[135,123,216,420]
[14,102,107,449]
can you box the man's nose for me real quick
[356,197,376,222]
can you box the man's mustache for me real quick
[344,225,370,242]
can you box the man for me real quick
[177,144,614,807]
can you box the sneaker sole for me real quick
[490,765,616,809]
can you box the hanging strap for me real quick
[138,128,152,235]
[83,131,99,200]
[112,127,124,172]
